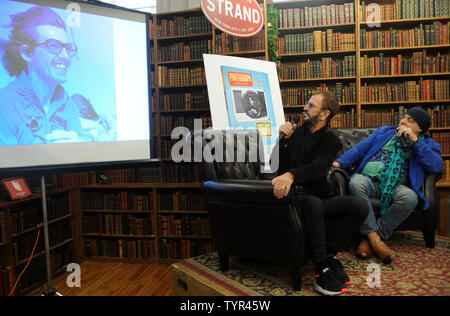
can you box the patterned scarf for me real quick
[379,134,424,215]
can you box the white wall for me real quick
[157,0,200,13]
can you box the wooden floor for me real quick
[28,260,173,296]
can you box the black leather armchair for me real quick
[329,128,441,248]
[196,130,307,291]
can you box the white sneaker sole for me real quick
[313,278,348,296]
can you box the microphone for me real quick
[399,135,407,148]
[279,116,300,141]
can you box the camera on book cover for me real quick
[232,89,268,120]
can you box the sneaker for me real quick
[327,255,350,286]
[313,267,348,296]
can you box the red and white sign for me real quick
[2,178,32,200]
[201,0,264,38]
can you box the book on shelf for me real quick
[281,82,357,106]
[361,108,396,127]
[442,160,450,180]
[157,65,206,87]
[0,209,7,245]
[12,219,71,263]
[83,213,153,236]
[84,238,156,260]
[12,244,72,293]
[360,51,450,76]
[279,30,355,54]
[427,104,450,127]
[82,191,153,211]
[159,90,209,111]
[330,109,357,128]
[9,195,69,235]
[431,131,450,155]
[156,15,212,38]
[157,39,212,62]
[158,116,211,136]
[278,3,355,29]
[215,31,265,54]
[156,214,210,237]
[157,190,203,211]
[158,238,212,260]
[360,79,449,102]
[360,21,449,49]
[280,55,356,80]
[361,0,450,22]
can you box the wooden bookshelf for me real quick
[0,190,78,295]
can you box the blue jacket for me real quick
[336,126,444,210]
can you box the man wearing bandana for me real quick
[333,107,443,263]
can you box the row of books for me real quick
[0,266,13,296]
[82,191,152,211]
[157,191,203,211]
[360,22,449,49]
[158,116,211,137]
[360,109,398,127]
[360,0,450,22]
[84,237,213,261]
[156,214,210,237]
[12,220,71,263]
[278,31,355,55]
[280,55,356,80]
[441,160,450,180]
[281,82,357,106]
[158,239,213,260]
[148,163,201,184]
[153,15,212,38]
[10,195,69,235]
[12,244,72,295]
[83,214,153,236]
[0,210,6,245]
[278,3,355,29]
[329,110,358,128]
[360,52,450,76]
[158,90,209,111]
[431,132,450,154]
[427,105,450,127]
[360,79,450,102]
[215,31,265,54]
[157,66,206,87]
[81,190,203,212]
[157,39,212,62]
[84,238,157,260]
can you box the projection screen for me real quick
[0,0,152,171]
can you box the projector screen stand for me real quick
[40,176,63,297]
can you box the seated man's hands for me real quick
[278,122,296,139]
[331,161,341,168]
[272,172,294,199]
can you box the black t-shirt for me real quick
[277,124,342,197]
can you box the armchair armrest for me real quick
[202,179,294,205]
[327,168,350,196]
[421,173,441,217]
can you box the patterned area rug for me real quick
[174,231,450,296]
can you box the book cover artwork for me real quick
[221,66,277,164]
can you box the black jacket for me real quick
[278,124,342,197]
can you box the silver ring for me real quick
[404,128,407,131]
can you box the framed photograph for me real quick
[2,177,32,200]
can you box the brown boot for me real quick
[357,237,373,259]
[367,232,396,264]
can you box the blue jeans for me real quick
[349,174,418,240]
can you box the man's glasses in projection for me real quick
[34,39,78,57]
